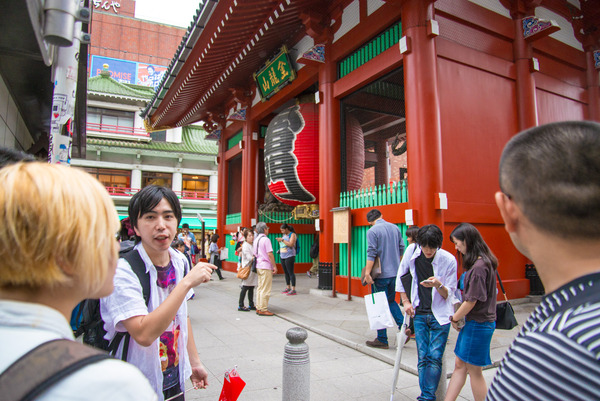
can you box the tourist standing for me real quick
[237,229,257,311]
[445,223,497,401]
[277,223,297,296]
[253,222,278,316]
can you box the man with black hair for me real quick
[177,223,197,263]
[101,185,216,400]
[363,209,405,349]
[487,121,600,401]
[0,146,34,167]
[396,224,457,401]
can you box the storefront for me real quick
[142,0,600,298]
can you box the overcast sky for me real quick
[134,0,202,28]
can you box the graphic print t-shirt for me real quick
[155,261,181,391]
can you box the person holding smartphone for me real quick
[396,225,457,401]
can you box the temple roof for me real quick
[88,72,155,101]
[88,125,218,155]
[141,0,329,129]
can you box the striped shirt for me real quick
[487,272,600,401]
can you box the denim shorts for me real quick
[454,319,495,366]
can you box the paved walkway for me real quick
[185,270,538,400]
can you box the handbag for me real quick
[251,237,262,273]
[495,271,518,330]
[237,265,250,280]
[360,257,381,286]
[364,289,394,330]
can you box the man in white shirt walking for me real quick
[397,225,457,401]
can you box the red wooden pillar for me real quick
[401,0,443,228]
[513,15,538,131]
[241,112,258,229]
[216,134,228,248]
[586,49,600,122]
[318,46,341,263]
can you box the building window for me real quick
[83,167,131,188]
[88,107,135,134]
[142,171,172,188]
[182,174,209,193]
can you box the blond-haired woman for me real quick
[0,162,156,400]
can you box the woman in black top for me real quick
[446,223,497,401]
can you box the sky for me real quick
[134,0,203,28]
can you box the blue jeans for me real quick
[371,277,404,344]
[414,314,451,401]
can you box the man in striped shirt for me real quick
[488,121,600,400]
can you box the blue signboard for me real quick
[90,56,138,84]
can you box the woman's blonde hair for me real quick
[0,162,120,293]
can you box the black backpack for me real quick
[74,245,150,361]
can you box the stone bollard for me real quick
[282,327,310,401]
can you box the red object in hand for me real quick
[218,368,246,401]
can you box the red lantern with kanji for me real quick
[346,114,364,191]
[264,103,319,206]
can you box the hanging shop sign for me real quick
[265,103,319,207]
[253,46,296,101]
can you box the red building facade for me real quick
[143,0,600,299]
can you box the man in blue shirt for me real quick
[363,209,405,349]
[177,223,197,262]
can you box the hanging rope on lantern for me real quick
[258,210,295,223]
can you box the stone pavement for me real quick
[184,270,539,400]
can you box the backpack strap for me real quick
[0,339,111,401]
[107,249,150,361]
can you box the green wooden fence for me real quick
[338,21,402,78]
[339,181,408,209]
[225,213,242,225]
[339,223,407,277]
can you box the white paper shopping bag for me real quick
[364,291,394,330]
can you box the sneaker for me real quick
[306,271,312,278]
[249,306,257,311]
[238,306,250,312]
[287,290,297,296]
[365,339,389,349]
[281,288,290,294]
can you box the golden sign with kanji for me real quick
[253,46,297,101]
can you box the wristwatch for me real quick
[437,284,444,290]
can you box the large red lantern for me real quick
[345,115,365,191]
[264,103,319,206]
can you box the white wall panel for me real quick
[334,0,360,43]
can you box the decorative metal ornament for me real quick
[300,44,325,63]
[205,129,221,141]
[227,107,247,121]
[522,16,559,40]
